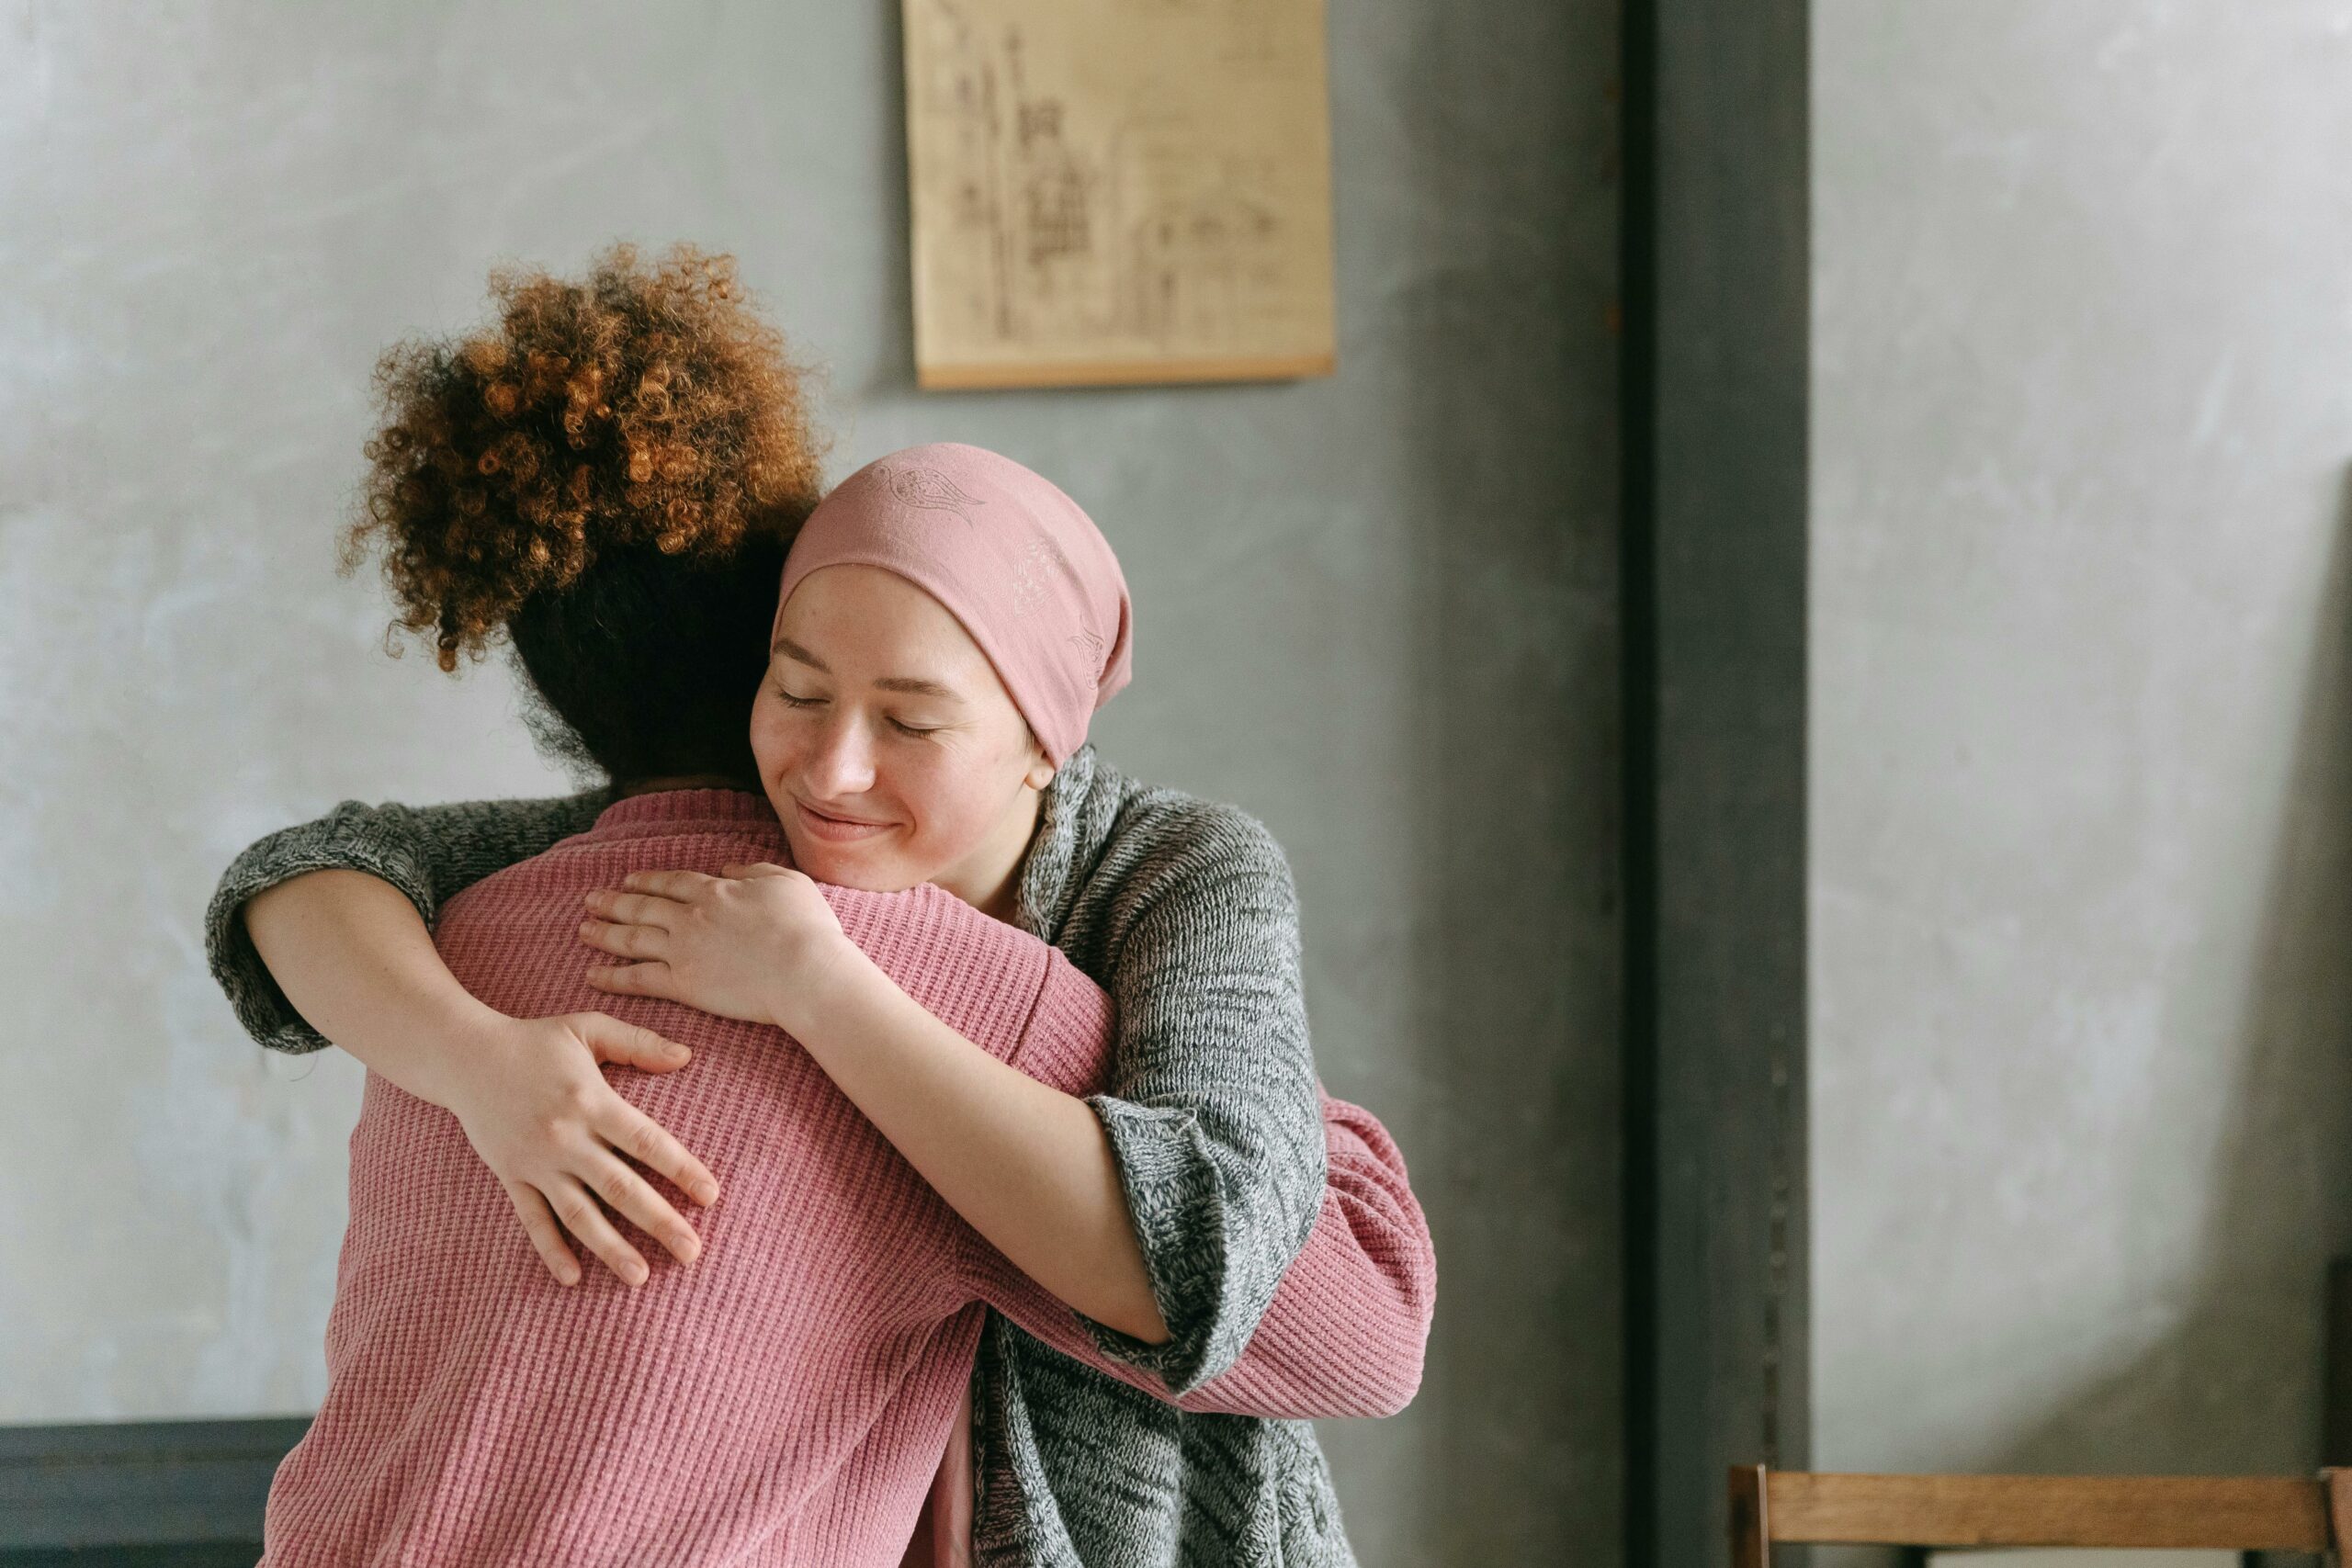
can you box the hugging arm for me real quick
[950,884,1430,1419]
[205,792,611,1054]
[1057,806,1333,1394]
[967,1094,1433,1418]
[791,889,1432,1419]
[202,793,728,1287]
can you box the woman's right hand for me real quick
[435,1011,721,1289]
[238,869,720,1288]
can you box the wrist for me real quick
[383,995,514,1109]
[768,931,878,1042]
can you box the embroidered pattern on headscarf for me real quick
[880,464,986,526]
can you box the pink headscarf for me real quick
[772,442,1134,768]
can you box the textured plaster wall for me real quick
[0,2,1619,1561]
[1814,2,2352,1481]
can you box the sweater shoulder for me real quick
[1091,747,1287,861]
[1102,786,1290,891]
[1061,759,1298,950]
[438,818,787,928]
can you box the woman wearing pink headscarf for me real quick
[582,443,1408,1562]
[210,423,1428,1559]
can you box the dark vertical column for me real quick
[2324,1258,2352,1464]
[1622,1,1811,1565]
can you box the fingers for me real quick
[504,1179,582,1287]
[719,862,793,879]
[618,869,713,899]
[571,1012,692,1074]
[580,1145,704,1268]
[544,1173,652,1287]
[581,889,678,929]
[578,916,665,960]
[504,1025,717,1283]
[584,961,673,999]
[600,1100,722,1209]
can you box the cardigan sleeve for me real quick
[1069,804,1329,1393]
[963,1093,1435,1417]
[202,789,614,1055]
[1173,1096,1434,1416]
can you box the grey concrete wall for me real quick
[1814,0,2352,1487]
[0,2,1619,1561]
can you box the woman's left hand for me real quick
[579,863,857,1035]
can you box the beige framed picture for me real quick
[900,0,1337,390]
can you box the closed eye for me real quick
[775,683,940,738]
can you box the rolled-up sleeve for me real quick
[1079,807,1326,1392]
[201,790,611,1055]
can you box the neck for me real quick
[944,785,1046,923]
[616,772,763,798]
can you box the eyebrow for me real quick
[772,636,963,701]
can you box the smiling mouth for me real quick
[795,799,895,840]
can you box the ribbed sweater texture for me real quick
[264,788,1435,1565]
[266,790,1113,1563]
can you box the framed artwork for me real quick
[901,0,1336,390]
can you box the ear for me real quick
[1023,737,1057,793]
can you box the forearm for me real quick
[790,947,1169,1344]
[243,869,500,1107]
[970,1097,1434,1418]
[1169,1101,1432,1416]
[206,791,607,1055]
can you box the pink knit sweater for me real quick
[264,790,1432,1565]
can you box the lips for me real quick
[794,799,895,842]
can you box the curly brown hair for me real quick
[345,241,826,673]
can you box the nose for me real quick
[802,707,878,800]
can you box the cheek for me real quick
[747,700,797,774]
[887,748,961,819]
[898,748,1014,846]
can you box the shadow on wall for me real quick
[1992,469,2352,1480]
[1818,471,2352,1568]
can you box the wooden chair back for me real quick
[1728,1466,2352,1567]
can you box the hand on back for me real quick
[436,1011,721,1288]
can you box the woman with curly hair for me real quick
[208,243,1432,1565]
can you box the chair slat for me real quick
[1760,1472,2330,1551]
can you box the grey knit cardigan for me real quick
[203,742,1357,1567]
